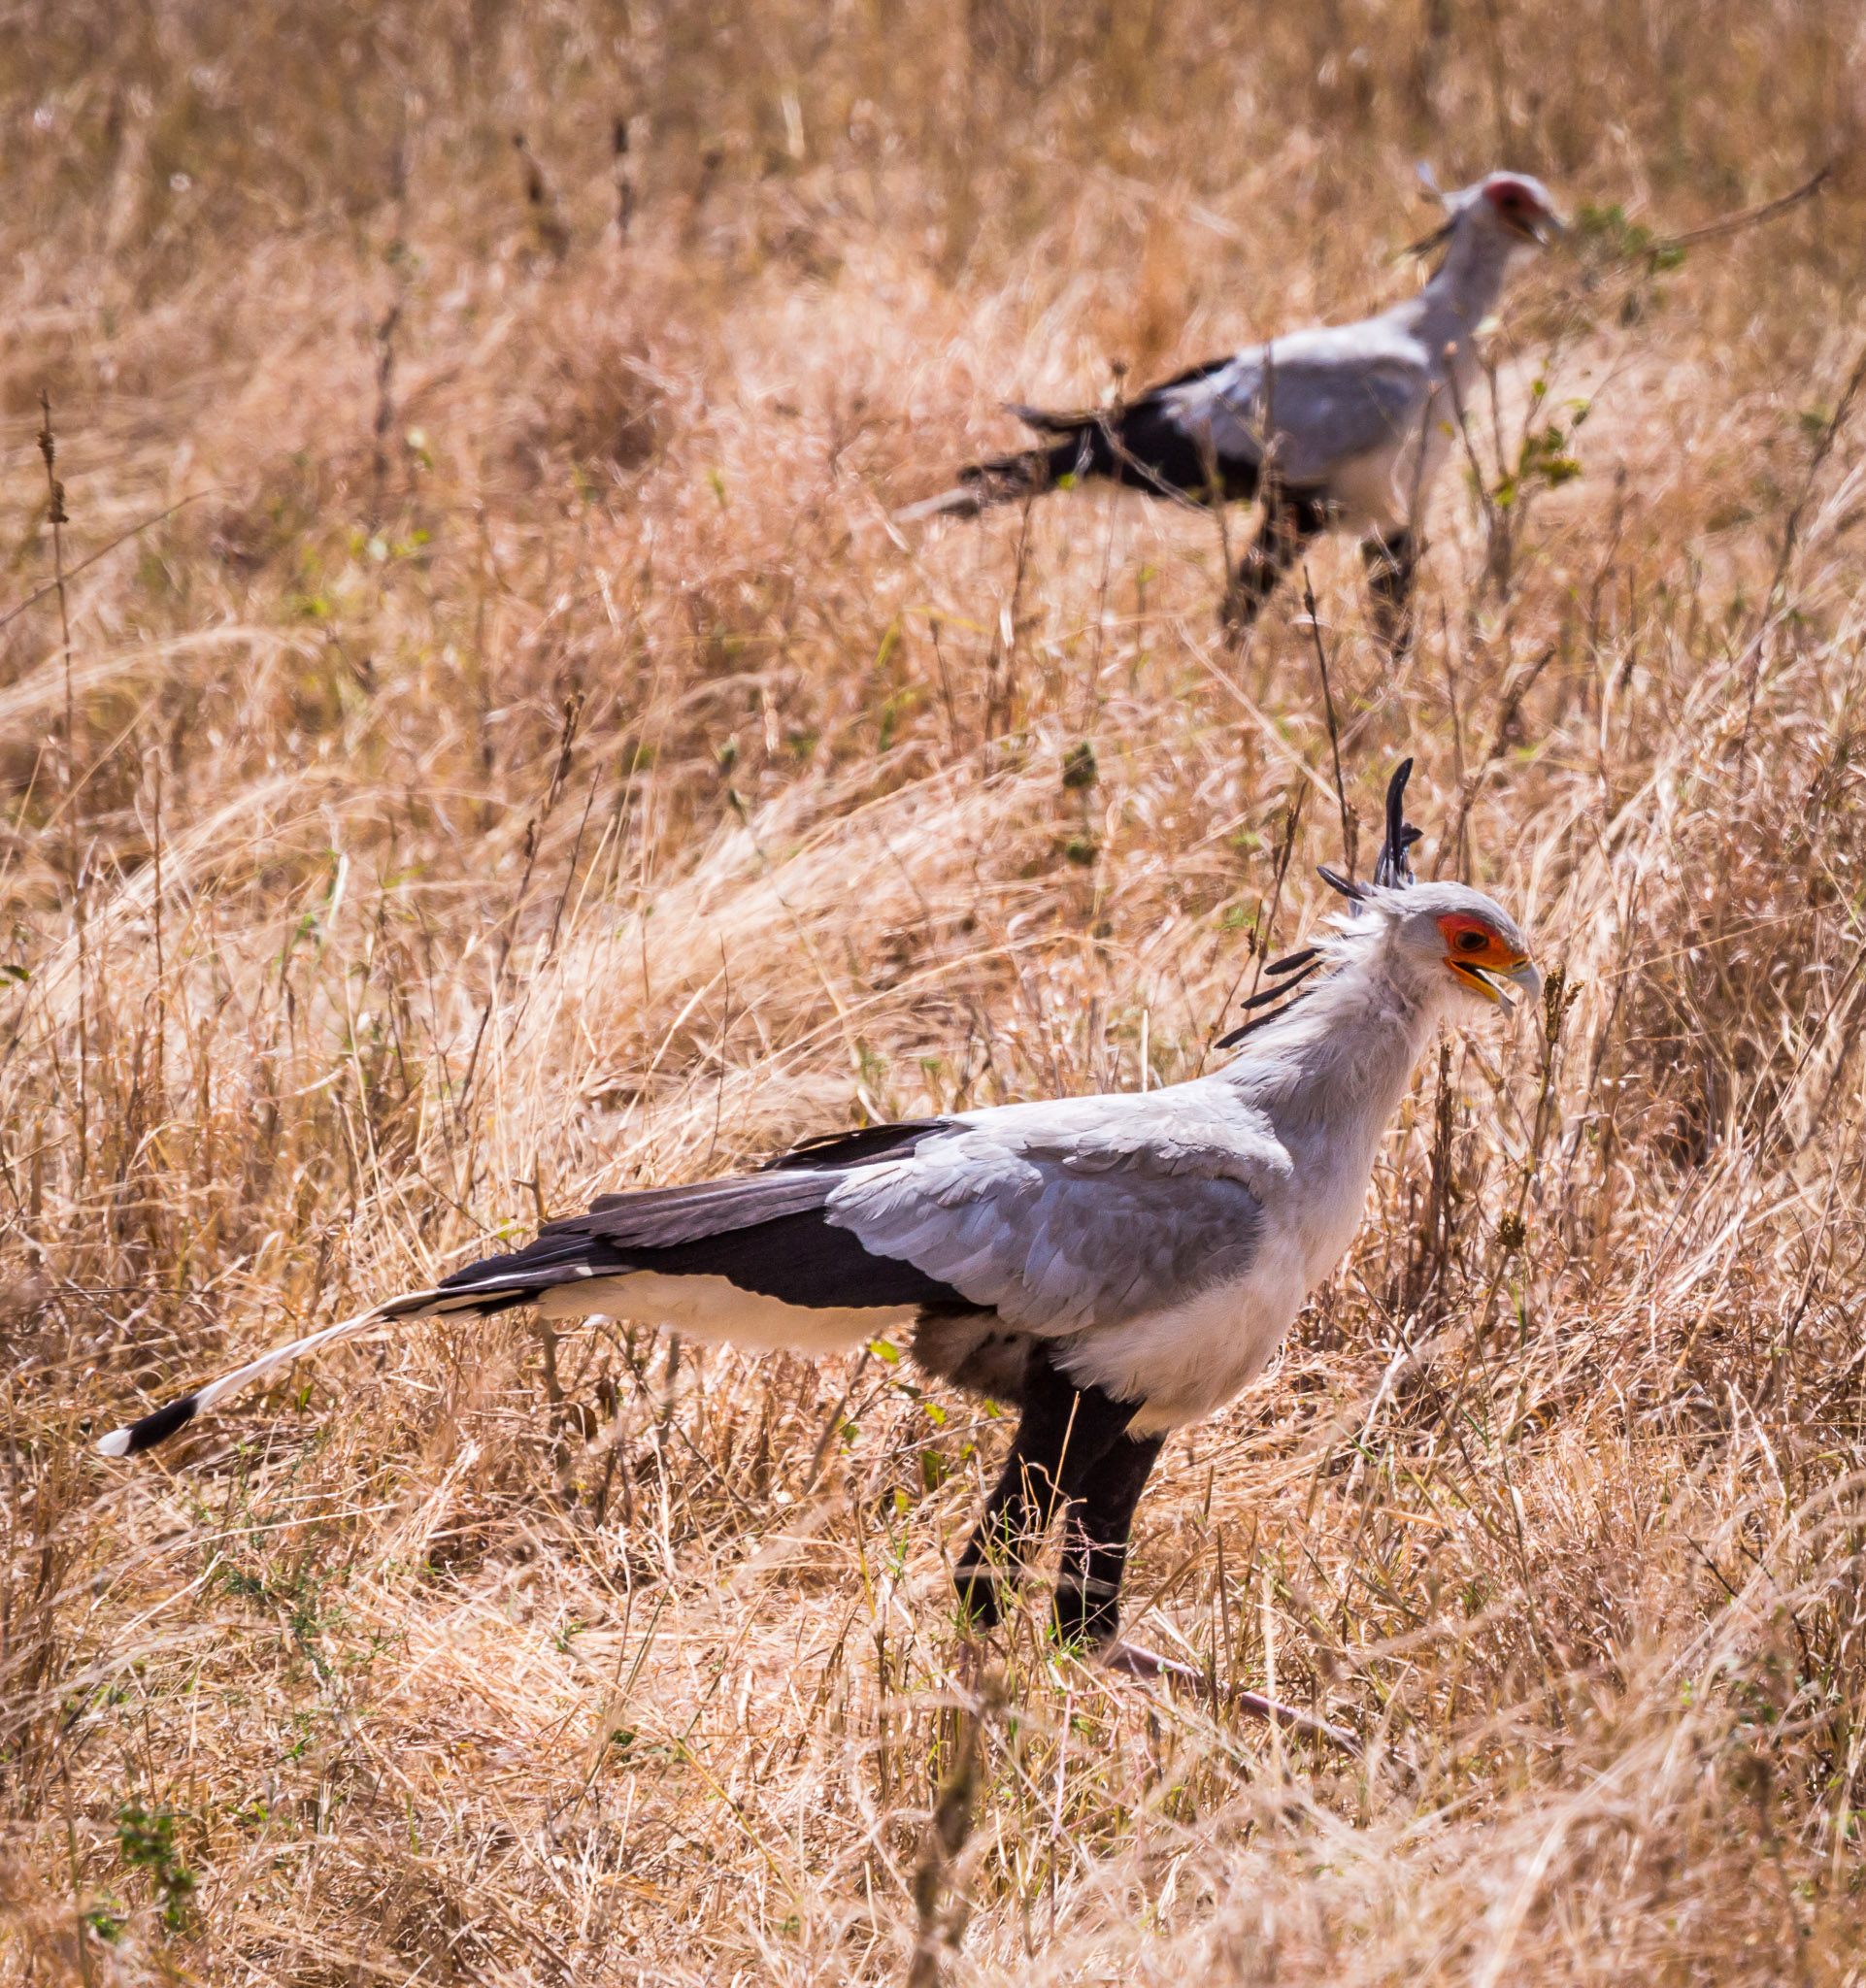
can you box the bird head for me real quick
[1376,881,1543,1013]
[1476,171,1565,245]
[1408,170,1566,256]
[1219,760,1540,1048]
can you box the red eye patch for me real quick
[1436,912,1511,961]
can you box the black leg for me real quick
[1362,529,1417,655]
[953,1345,1137,1628]
[1222,495,1329,636]
[1052,1430,1164,1649]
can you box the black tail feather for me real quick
[112,1393,200,1456]
[957,397,1267,510]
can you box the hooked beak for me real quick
[1451,956,1543,1009]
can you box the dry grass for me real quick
[6,3,1866,1981]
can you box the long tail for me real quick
[98,1134,958,1460]
[898,390,1262,524]
[894,425,1094,523]
[93,1265,550,1459]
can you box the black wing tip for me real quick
[98,1392,199,1458]
[762,1117,950,1173]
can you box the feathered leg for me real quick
[953,1346,1135,1628]
[1051,1430,1164,1648]
[1221,493,1330,638]
[1361,529,1418,656]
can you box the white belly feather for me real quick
[535,1271,913,1353]
[1052,1141,1383,1430]
[1055,1234,1311,1432]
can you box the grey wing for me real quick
[1183,337,1431,487]
[823,1098,1277,1336]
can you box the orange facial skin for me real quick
[1436,911,1531,1003]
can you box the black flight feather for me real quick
[441,1206,963,1314]
[762,1117,951,1173]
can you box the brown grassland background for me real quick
[6,2,1866,1980]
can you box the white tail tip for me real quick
[97,1429,133,1458]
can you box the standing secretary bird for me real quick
[100,765,1538,1709]
[901,171,1564,646]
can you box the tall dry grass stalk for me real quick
[4,2,1866,1980]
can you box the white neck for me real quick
[1404,213,1526,388]
[1216,929,1450,1188]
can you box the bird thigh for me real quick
[952,1342,1139,1626]
[1361,529,1418,654]
[911,1309,1035,1403]
[1224,492,1331,629]
[1054,1431,1166,1647]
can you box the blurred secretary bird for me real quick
[902,171,1563,646]
[101,766,1538,1709]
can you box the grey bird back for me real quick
[826,1087,1279,1335]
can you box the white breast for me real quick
[1327,400,1454,538]
[1053,1229,1313,1432]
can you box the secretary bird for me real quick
[901,171,1563,646]
[99,764,1538,1720]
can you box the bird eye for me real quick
[1456,929,1488,952]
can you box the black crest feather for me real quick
[1218,759,1426,1049]
[1372,757,1423,889]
